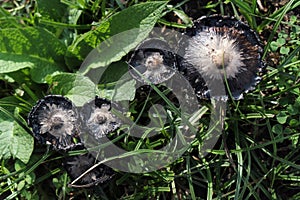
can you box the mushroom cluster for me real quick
[27,15,264,189]
[27,95,120,187]
[128,16,264,100]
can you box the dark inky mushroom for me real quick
[180,15,264,100]
[79,96,121,141]
[27,95,80,150]
[128,38,177,84]
[63,151,115,188]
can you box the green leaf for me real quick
[47,73,98,106]
[0,27,67,82]
[36,0,68,22]
[65,1,167,69]
[272,124,283,135]
[290,134,299,148]
[173,9,193,25]
[99,61,129,84]
[276,111,288,124]
[0,108,34,164]
[17,180,26,191]
[280,46,290,55]
[289,119,299,127]
[112,79,136,101]
[0,7,20,28]
[290,15,297,23]
[277,38,286,46]
[36,0,72,37]
[287,104,299,115]
[270,41,279,51]
[30,64,63,83]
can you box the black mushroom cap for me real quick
[179,15,264,100]
[128,38,178,84]
[79,96,121,142]
[27,95,80,150]
[63,150,115,188]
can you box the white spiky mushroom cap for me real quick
[27,95,80,150]
[182,16,264,100]
[79,97,121,141]
[129,38,177,84]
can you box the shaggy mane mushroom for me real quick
[27,95,80,150]
[128,38,177,84]
[180,15,264,100]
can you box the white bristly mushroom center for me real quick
[185,28,245,80]
[140,52,172,84]
[145,52,164,70]
[39,104,76,137]
[86,104,120,139]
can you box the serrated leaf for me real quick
[66,1,167,69]
[0,27,67,82]
[48,73,98,106]
[0,108,34,164]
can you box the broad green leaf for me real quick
[0,7,20,28]
[0,108,34,164]
[36,0,68,22]
[47,73,98,106]
[36,0,75,39]
[97,62,136,100]
[99,61,129,84]
[30,64,63,83]
[112,79,136,101]
[0,27,67,83]
[65,1,167,69]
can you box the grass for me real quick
[0,0,300,199]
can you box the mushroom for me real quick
[128,38,177,84]
[27,95,80,150]
[180,15,264,100]
[79,97,121,141]
[63,150,114,187]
